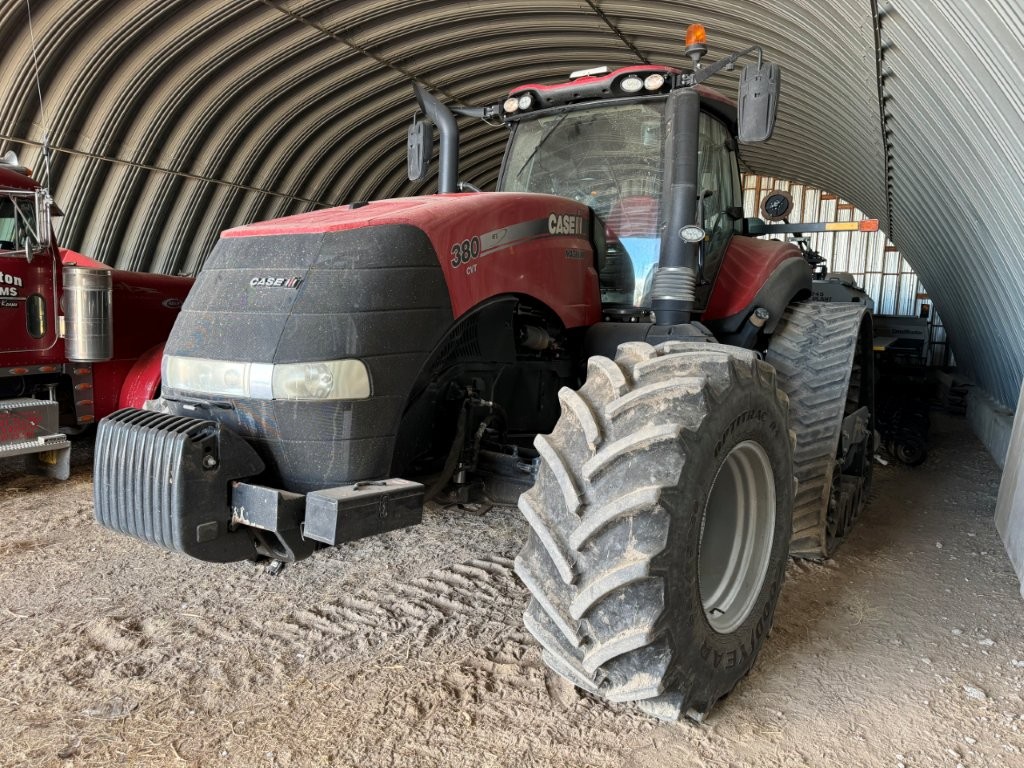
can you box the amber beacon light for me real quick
[684,23,708,67]
[685,23,707,47]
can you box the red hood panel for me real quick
[223,192,602,329]
[223,192,575,238]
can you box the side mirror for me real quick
[407,115,433,182]
[22,188,52,261]
[35,189,52,249]
[737,60,780,143]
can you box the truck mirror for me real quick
[737,60,780,143]
[407,116,433,182]
[21,188,52,262]
[35,189,52,250]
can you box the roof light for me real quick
[517,93,533,110]
[621,75,644,93]
[685,24,707,47]
[503,97,520,113]
[644,73,665,91]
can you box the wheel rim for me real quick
[699,440,776,634]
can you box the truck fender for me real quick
[118,343,165,409]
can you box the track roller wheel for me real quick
[515,342,794,720]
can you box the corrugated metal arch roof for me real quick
[1,0,1022,407]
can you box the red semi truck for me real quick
[0,152,193,478]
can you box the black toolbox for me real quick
[304,478,424,545]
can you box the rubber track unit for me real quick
[514,341,792,719]
[766,302,868,558]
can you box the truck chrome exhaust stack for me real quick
[63,265,113,362]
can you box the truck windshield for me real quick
[500,102,666,307]
[0,193,41,253]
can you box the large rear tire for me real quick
[515,342,794,720]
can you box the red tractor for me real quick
[0,153,193,478]
[94,27,874,719]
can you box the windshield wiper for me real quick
[516,113,570,179]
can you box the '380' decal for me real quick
[449,212,587,270]
[449,237,481,268]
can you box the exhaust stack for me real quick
[412,84,459,194]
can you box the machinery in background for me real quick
[0,152,193,478]
[753,189,875,310]
[873,314,933,466]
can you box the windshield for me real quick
[0,193,42,253]
[501,102,666,306]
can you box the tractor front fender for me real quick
[118,343,164,409]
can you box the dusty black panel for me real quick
[202,232,325,271]
[256,435,399,494]
[168,234,323,361]
[167,308,285,361]
[182,268,312,314]
[316,225,442,269]
[270,396,408,441]
[273,309,452,364]
[362,352,437,397]
[297,265,446,312]
[164,224,454,491]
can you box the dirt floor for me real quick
[1,412,1022,768]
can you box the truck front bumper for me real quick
[1,398,71,480]
[93,408,424,563]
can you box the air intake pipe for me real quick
[652,87,701,326]
[413,84,459,194]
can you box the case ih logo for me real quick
[249,276,303,289]
[548,213,585,237]
[0,270,23,297]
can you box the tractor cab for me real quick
[403,22,784,332]
[496,70,742,311]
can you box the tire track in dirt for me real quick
[152,554,527,687]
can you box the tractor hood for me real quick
[162,200,457,491]
[160,191,596,492]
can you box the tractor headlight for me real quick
[270,360,370,400]
[165,357,250,398]
[517,93,533,111]
[503,97,519,114]
[163,356,370,401]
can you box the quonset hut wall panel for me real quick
[0,0,1022,406]
[875,1,1024,408]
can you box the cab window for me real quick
[0,194,39,252]
[697,114,741,273]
